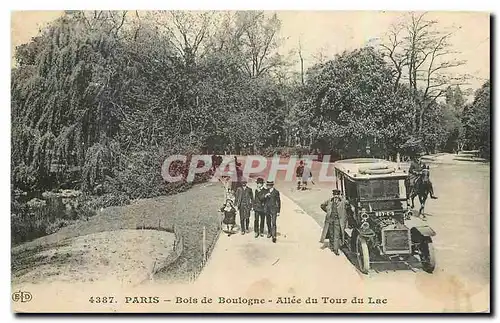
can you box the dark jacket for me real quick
[220,205,236,225]
[265,188,281,215]
[235,186,254,210]
[254,187,268,212]
[296,165,304,178]
[409,160,422,184]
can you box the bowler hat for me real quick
[332,189,341,195]
[256,178,264,184]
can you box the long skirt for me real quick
[223,212,236,225]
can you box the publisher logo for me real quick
[12,291,32,303]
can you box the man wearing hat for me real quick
[320,189,342,255]
[296,161,305,190]
[235,180,254,234]
[253,178,268,238]
[408,155,438,200]
[264,180,281,243]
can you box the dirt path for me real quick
[11,157,489,313]
[192,180,459,313]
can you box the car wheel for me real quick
[356,235,370,274]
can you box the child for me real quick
[219,199,237,236]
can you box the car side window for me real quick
[345,180,358,203]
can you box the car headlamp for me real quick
[361,221,370,230]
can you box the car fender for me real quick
[411,226,436,238]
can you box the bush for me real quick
[11,192,98,245]
[101,149,213,200]
[83,193,130,210]
[11,148,214,245]
[45,218,72,235]
[260,146,311,158]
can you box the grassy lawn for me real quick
[12,182,225,284]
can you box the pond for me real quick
[11,190,85,246]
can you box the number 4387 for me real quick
[89,296,115,304]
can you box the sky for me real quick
[277,11,490,91]
[11,10,490,92]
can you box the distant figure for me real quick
[318,151,324,162]
[264,180,281,243]
[235,181,254,235]
[301,163,312,190]
[220,199,237,236]
[211,153,217,171]
[296,161,305,190]
[253,177,268,238]
[231,161,244,192]
[236,162,243,181]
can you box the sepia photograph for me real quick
[10,9,490,313]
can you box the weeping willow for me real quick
[12,12,125,192]
[11,10,239,194]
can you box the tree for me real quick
[463,80,490,159]
[304,47,413,158]
[11,12,129,191]
[297,38,305,85]
[228,11,286,78]
[442,85,466,152]
[380,12,468,135]
[150,11,215,67]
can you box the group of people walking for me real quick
[219,178,282,243]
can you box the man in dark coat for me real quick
[296,161,304,190]
[211,153,217,172]
[235,181,253,234]
[264,180,281,243]
[253,178,268,238]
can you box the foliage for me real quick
[260,146,311,158]
[11,11,489,244]
[303,47,414,157]
[462,80,490,159]
[380,12,468,135]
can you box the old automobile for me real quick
[333,158,436,274]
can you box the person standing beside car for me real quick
[320,189,342,255]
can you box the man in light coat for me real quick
[320,189,345,255]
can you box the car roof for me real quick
[334,158,408,180]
